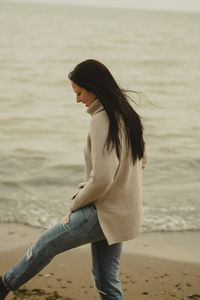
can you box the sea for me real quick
[0,1,200,233]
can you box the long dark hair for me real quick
[68,59,145,164]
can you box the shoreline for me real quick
[0,223,200,299]
[1,223,200,263]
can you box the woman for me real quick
[0,59,146,300]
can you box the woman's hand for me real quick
[71,182,86,200]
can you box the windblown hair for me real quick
[68,59,145,164]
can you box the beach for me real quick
[1,2,200,299]
[1,224,200,299]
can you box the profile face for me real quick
[71,81,96,107]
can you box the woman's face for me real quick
[71,81,96,107]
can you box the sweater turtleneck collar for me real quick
[86,98,104,116]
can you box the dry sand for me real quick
[0,223,200,300]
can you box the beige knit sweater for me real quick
[70,99,145,245]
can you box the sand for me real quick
[0,223,200,300]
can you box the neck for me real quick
[86,98,103,116]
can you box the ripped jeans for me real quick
[2,204,123,300]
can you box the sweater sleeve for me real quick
[69,112,119,212]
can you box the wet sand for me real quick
[0,224,200,299]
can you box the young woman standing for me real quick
[0,59,146,300]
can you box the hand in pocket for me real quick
[71,192,78,200]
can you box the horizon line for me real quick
[1,0,200,14]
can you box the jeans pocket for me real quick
[63,204,96,233]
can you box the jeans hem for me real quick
[2,274,12,291]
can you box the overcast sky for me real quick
[5,0,200,12]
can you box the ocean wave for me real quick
[141,58,180,67]
[1,214,200,233]
[0,164,85,186]
[142,215,200,233]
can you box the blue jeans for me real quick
[2,204,123,300]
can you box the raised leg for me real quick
[2,204,105,291]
